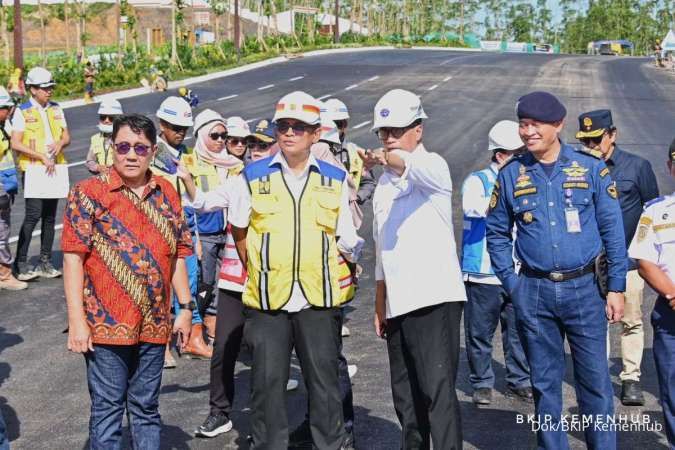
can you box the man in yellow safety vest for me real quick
[85,99,124,174]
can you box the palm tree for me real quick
[37,0,47,65]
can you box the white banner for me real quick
[23,164,70,199]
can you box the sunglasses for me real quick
[115,142,152,156]
[166,123,189,133]
[99,115,115,123]
[334,120,348,129]
[580,135,605,146]
[276,121,315,136]
[375,124,416,140]
[247,140,271,150]
[227,137,247,146]
[209,132,228,141]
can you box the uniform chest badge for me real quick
[515,164,532,188]
[607,183,618,199]
[562,161,589,178]
[258,179,271,194]
[523,212,533,224]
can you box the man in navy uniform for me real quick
[576,109,659,406]
[486,91,627,449]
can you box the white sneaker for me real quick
[341,325,350,337]
[348,365,358,378]
[286,378,299,391]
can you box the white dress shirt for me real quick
[193,151,364,313]
[373,144,466,319]
[11,97,68,147]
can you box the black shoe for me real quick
[508,386,534,402]
[341,424,355,450]
[621,381,645,406]
[288,419,312,447]
[194,413,232,438]
[472,388,492,405]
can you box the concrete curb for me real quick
[58,45,475,110]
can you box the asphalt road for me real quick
[1,49,674,449]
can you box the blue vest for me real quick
[461,168,497,275]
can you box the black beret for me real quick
[516,91,567,123]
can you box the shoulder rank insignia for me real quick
[562,161,589,178]
[599,167,610,178]
[578,146,603,159]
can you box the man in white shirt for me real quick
[362,89,466,449]
[226,91,363,450]
[461,120,531,406]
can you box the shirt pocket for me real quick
[615,179,635,198]
[512,194,540,225]
[315,192,340,232]
[250,196,282,233]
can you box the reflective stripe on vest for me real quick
[218,224,247,292]
[18,101,67,171]
[243,156,346,311]
[90,133,114,167]
[461,168,497,275]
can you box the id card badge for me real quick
[565,207,581,233]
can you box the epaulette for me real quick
[644,196,665,209]
[576,146,603,159]
[502,153,525,170]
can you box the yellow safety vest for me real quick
[182,153,243,192]
[345,142,364,190]
[89,133,114,168]
[150,143,193,196]
[0,131,13,169]
[243,157,347,311]
[17,101,67,171]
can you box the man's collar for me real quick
[605,146,622,164]
[29,97,48,110]
[107,167,159,193]
[269,150,319,173]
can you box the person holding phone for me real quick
[362,89,466,449]
[62,114,193,449]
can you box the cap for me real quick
[273,91,321,125]
[0,87,13,107]
[488,120,523,152]
[194,109,226,137]
[323,98,349,121]
[26,67,55,88]
[97,99,123,116]
[516,91,566,123]
[372,89,428,131]
[251,118,276,143]
[575,109,613,139]
[156,96,194,127]
[320,118,341,145]
[226,116,251,138]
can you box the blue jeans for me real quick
[512,272,615,450]
[464,281,530,390]
[172,252,202,324]
[85,343,165,450]
[652,296,675,447]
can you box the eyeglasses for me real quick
[247,140,271,150]
[334,120,348,129]
[114,142,152,156]
[276,121,315,136]
[166,123,188,133]
[227,137,247,146]
[209,132,228,141]
[579,135,605,146]
[375,124,415,140]
[99,115,115,123]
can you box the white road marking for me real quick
[345,84,359,91]
[367,76,380,81]
[443,76,453,82]
[316,94,332,100]
[218,94,238,101]
[289,76,304,81]
[10,224,64,244]
[67,160,86,168]
[257,84,275,91]
[427,84,439,91]
[246,117,261,123]
[353,120,371,129]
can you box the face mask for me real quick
[98,123,113,134]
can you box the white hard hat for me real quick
[26,67,55,87]
[488,120,524,152]
[320,118,341,145]
[371,89,427,131]
[0,87,13,107]
[226,116,251,138]
[273,91,321,125]
[156,96,194,127]
[194,109,226,137]
[323,98,349,121]
[97,99,123,116]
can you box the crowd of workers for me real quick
[0,65,673,450]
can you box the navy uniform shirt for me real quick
[604,146,659,249]
[486,143,627,294]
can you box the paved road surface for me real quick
[1,49,674,449]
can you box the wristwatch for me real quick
[177,302,195,311]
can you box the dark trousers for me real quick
[15,196,58,263]
[652,296,675,447]
[338,308,354,425]
[464,281,530,390]
[85,343,165,450]
[513,272,614,450]
[244,307,344,450]
[387,302,463,450]
[200,234,227,315]
[209,289,244,417]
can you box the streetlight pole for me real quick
[234,0,240,60]
[13,0,22,69]
[334,0,339,44]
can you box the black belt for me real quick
[521,261,595,282]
